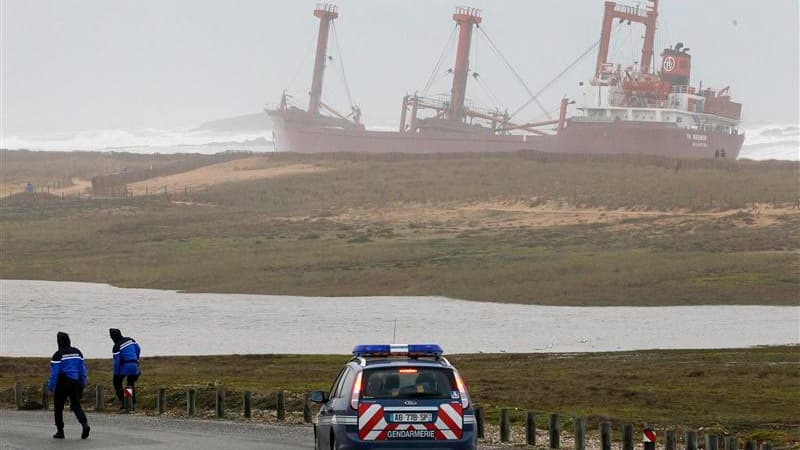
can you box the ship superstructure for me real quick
[564,0,744,156]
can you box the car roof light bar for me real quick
[352,344,443,358]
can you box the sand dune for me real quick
[126,156,329,195]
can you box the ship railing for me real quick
[413,95,449,110]
[614,3,649,18]
[465,103,506,117]
[570,116,616,123]
[315,3,338,13]
[454,6,482,18]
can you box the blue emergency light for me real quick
[352,344,443,358]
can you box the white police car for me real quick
[311,344,477,450]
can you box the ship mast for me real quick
[308,3,339,115]
[595,0,658,76]
[448,7,482,122]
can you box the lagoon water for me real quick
[1,280,798,358]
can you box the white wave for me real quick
[740,123,799,161]
[1,127,274,154]
[2,122,797,160]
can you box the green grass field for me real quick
[2,347,798,444]
[1,151,798,305]
[0,149,220,187]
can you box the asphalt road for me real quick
[0,410,314,449]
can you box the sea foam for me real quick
[2,122,797,160]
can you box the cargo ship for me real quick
[268,1,744,158]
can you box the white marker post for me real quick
[643,428,656,450]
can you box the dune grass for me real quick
[1,152,798,305]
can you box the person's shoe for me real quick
[53,430,65,439]
[81,424,90,439]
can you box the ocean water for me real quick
[738,123,799,161]
[1,280,798,358]
[0,128,275,154]
[1,122,796,160]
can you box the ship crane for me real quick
[273,3,364,131]
[596,0,659,77]
[400,6,566,137]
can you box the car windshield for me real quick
[361,367,455,399]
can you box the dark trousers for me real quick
[113,373,140,406]
[54,377,87,430]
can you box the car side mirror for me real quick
[310,390,328,404]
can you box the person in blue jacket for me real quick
[48,331,90,439]
[109,328,141,409]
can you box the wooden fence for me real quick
[11,382,782,449]
[90,153,250,197]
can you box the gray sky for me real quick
[2,0,798,135]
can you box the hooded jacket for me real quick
[48,332,88,391]
[110,328,141,376]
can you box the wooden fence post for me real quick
[499,409,510,443]
[744,440,755,450]
[276,391,286,421]
[575,417,586,450]
[706,434,719,450]
[666,430,677,450]
[14,382,23,409]
[157,388,166,415]
[475,407,485,439]
[216,387,226,418]
[623,424,634,450]
[686,431,698,450]
[187,389,196,416]
[95,385,104,412]
[601,422,612,450]
[303,393,311,423]
[243,391,252,419]
[549,414,561,449]
[526,411,537,446]
[42,383,49,410]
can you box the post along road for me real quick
[1,410,504,449]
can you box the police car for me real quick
[310,344,477,450]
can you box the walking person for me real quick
[109,328,141,410]
[48,331,90,439]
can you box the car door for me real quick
[317,367,348,449]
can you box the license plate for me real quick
[389,412,433,423]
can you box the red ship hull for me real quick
[272,118,744,159]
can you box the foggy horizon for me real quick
[2,0,798,137]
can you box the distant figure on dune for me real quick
[48,331,90,439]
[109,328,141,410]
